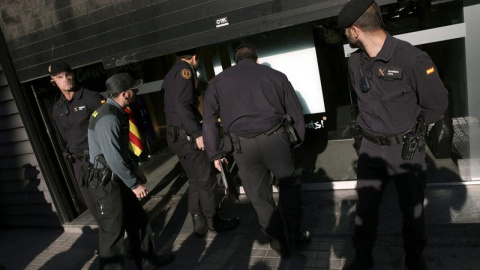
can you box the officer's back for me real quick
[209,58,290,138]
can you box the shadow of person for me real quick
[195,196,273,270]
[295,127,329,183]
[39,226,100,270]
[0,164,66,269]
[421,154,470,267]
[339,146,470,269]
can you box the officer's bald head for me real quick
[234,44,258,63]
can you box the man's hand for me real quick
[214,158,228,172]
[132,184,148,199]
[196,136,205,151]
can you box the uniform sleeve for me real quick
[411,52,448,124]
[203,83,222,161]
[283,78,305,143]
[94,115,138,189]
[173,70,202,138]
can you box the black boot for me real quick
[290,229,311,247]
[143,252,175,270]
[206,213,239,232]
[405,256,428,270]
[264,229,291,258]
[343,253,374,270]
[192,213,208,237]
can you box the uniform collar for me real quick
[106,97,125,112]
[60,87,84,103]
[237,59,257,65]
[362,33,396,62]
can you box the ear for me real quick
[350,26,360,39]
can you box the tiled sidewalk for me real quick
[2,184,480,270]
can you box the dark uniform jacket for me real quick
[163,60,203,139]
[349,34,448,136]
[203,59,305,161]
[52,87,104,153]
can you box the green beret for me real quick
[337,0,374,28]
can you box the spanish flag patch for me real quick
[426,67,435,75]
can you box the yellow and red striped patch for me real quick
[426,67,435,75]
[124,106,144,156]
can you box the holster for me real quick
[166,126,179,143]
[230,133,242,154]
[83,155,113,189]
[283,114,300,145]
[349,120,362,153]
[219,133,234,154]
[167,126,198,150]
[401,115,426,160]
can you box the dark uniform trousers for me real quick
[233,130,302,236]
[88,177,156,270]
[354,139,426,260]
[73,159,99,223]
[167,138,218,218]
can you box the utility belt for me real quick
[80,154,114,189]
[72,150,89,162]
[64,149,89,163]
[167,126,199,150]
[227,114,300,155]
[354,116,426,160]
[166,126,188,142]
[360,129,407,146]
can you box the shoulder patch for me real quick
[181,68,192,79]
[101,99,106,104]
[92,111,98,117]
[426,66,435,75]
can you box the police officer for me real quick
[202,44,311,258]
[163,49,239,237]
[88,73,173,270]
[50,62,103,224]
[337,1,448,269]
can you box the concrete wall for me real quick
[0,63,60,227]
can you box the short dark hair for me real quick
[234,44,258,63]
[353,3,383,32]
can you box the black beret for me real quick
[337,0,374,28]
[106,73,143,96]
[48,62,72,75]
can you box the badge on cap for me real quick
[181,69,192,79]
[426,67,435,75]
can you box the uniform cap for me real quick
[176,48,198,57]
[48,62,72,75]
[337,0,375,28]
[105,73,143,96]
